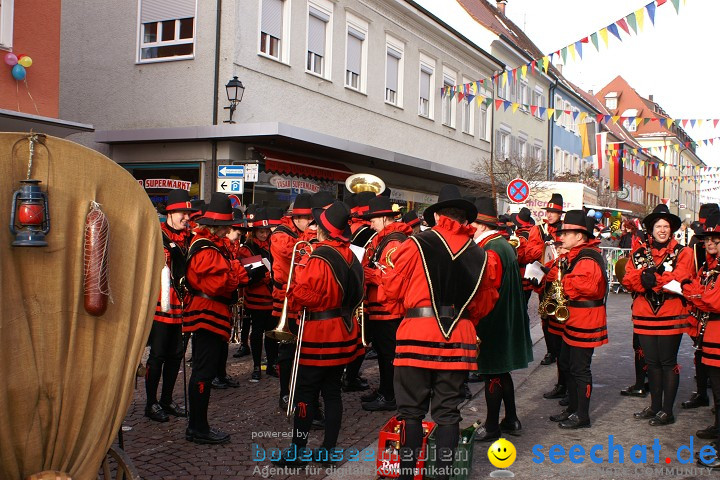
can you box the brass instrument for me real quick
[544,259,569,323]
[358,302,368,347]
[508,234,520,249]
[345,173,386,194]
[287,307,307,417]
[614,257,629,284]
[266,240,314,343]
[692,267,720,351]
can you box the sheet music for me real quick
[350,244,365,262]
[662,280,683,295]
[524,261,546,282]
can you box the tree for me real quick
[465,154,549,199]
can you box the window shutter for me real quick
[141,0,196,23]
[420,70,431,100]
[308,11,327,56]
[386,52,399,92]
[495,130,502,158]
[346,32,362,74]
[261,0,283,38]
[510,136,518,158]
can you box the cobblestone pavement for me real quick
[118,293,714,479]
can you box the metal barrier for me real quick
[600,247,631,291]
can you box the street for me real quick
[118,293,711,479]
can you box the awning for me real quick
[259,148,352,182]
[584,204,633,214]
[0,108,93,137]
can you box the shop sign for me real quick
[269,175,320,193]
[142,178,192,190]
[245,164,259,182]
[389,187,437,205]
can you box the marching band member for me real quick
[622,204,693,426]
[402,210,422,236]
[471,197,533,441]
[546,210,608,429]
[526,193,565,367]
[273,201,363,466]
[183,193,249,444]
[360,196,412,411]
[145,189,198,422]
[512,207,536,307]
[683,212,720,469]
[383,185,500,480]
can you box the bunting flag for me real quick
[595,132,607,170]
[609,146,624,191]
[580,121,596,157]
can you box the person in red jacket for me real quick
[545,210,608,429]
[526,193,565,367]
[145,189,198,423]
[273,201,363,467]
[513,207,536,306]
[238,207,277,382]
[183,193,249,444]
[622,204,693,426]
[359,196,412,411]
[683,213,720,469]
[402,210,422,235]
[383,185,500,480]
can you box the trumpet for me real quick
[543,260,569,323]
[265,240,314,343]
[357,302,368,347]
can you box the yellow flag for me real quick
[542,56,549,72]
[698,119,704,127]
[636,8,644,30]
[611,116,620,124]
[547,108,555,119]
[512,103,520,113]
[476,94,485,106]
[568,43,576,61]
[667,119,675,127]
[502,71,508,87]
[579,122,592,157]
[521,64,527,78]
[599,28,609,48]
[579,112,587,122]
[674,144,680,152]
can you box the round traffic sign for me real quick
[228,194,242,208]
[507,178,530,203]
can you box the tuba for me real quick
[345,173,386,195]
[543,260,569,323]
[507,234,520,249]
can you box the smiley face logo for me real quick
[487,438,516,469]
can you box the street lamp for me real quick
[223,76,245,124]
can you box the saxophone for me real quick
[544,258,569,323]
[693,267,720,351]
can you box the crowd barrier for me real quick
[600,247,631,292]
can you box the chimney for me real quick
[497,0,507,15]
[649,94,654,102]
[556,64,563,74]
[588,89,593,95]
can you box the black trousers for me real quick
[368,319,401,399]
[188,329,224,433]
[217,341,229,379]
[291,364,344,449]
[558,340,594,421]
[145,321,184,407]
[240,310,251,347]
[639,334,682,414]
[249,308,278,368]
[707,366,720,434]
[631,332,648,387]
[395,366,466,480]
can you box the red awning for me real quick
[259,149,352,182]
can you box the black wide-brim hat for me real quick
[512,207,535,228]
[556,210,595,239]
[699,203,720,224]
[544,193,565,213]
[313,201,351,242]
[360,196,399,220]
[423,184,477,227]
[402,210,421,227]
[160,189,200,214]
[694,211,720,238]
[473,196,498,227]
[290,193,313,216]
[642,204,681,233]
[231,208,248,229]
[197,192,237,226]
[250,207,272,229]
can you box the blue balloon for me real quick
[11,64,25,81]
[594,211,603,220]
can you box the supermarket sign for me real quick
[140,178,192,191]
[269,175,320,193]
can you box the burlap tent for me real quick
[0,133,163,479]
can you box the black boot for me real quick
[187,379,212,436]
[433,424,459,480]
[399,420,423,480]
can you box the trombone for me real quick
[287,307,307,417]
[265,240,314,343]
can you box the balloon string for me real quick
[15,80,20,112]
[24,79,39,115]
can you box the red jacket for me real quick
[515,225,534,292]
[383,216,500,371]
[364,222,413,321]
[539,255,566,337]
[684,255,720,367]
[289,240,360,367]
[546,240,608,348]
[238,238,273,311]
[270,216,303,319]
[183,228,248,340]
[525,221,561,264]
[622,238,693,336]
[153,222,192,325]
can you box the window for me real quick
[497,77,507,100]
[497,129,511,159]
[532,88,545,119]
[605,92,618,110]
[553,147,562,173]
[385,35,404,106]
[0,0,13,49]
[345,15,367,92]
[564,101,572,130]
[461,77,474,135]
[518,133,528,159]
[260,0,289,60]
[307,1,332,78]
[510,77,518,104]
[532,142,544,162]
[622,109,638,132]
[441,68,456,127]
[572,155,579,174]
[479,103,489,140]
[519,80,529,111]
[418,54,435,118]
[138,0,196,62]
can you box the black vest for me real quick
[310,245,364,332]
[162,232,188,296]
[186,238,238,305]
[369,231,408,267]
[563,247,608,307]
[351,225,376,248]
[411,230,487,339]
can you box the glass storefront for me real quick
[120,162,201,212]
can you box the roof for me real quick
[0,109,94,138]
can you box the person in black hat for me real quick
[183,193,250,444]
[358,196,412,411]
[469,197,533,441]
[402,210,422,235]
[145,189,199,423]
[383,184,500,480]
[273,201,363,467]
[543,210,608,430]
[512,207,537,308]
[622,204,695,426]
[348,191,377,248]
[527,193,565,368]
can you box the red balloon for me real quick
[603,211,612,218]
[17,203,45,225]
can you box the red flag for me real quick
[616,18,630,35]
[495,99,503,111]
[656,0,667,5]
[530,105,538,116]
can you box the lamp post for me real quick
[223,76,245,124]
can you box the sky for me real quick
[414,0,720,200]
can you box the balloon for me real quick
[11,64,26,81]
[594,211,603,220]
[604,211,612,218]
[587,209,596,217]
[17,56,32,68]
[4,53,17,66]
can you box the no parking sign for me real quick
[507,178,530,203]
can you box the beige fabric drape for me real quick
[0,133,163,479]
